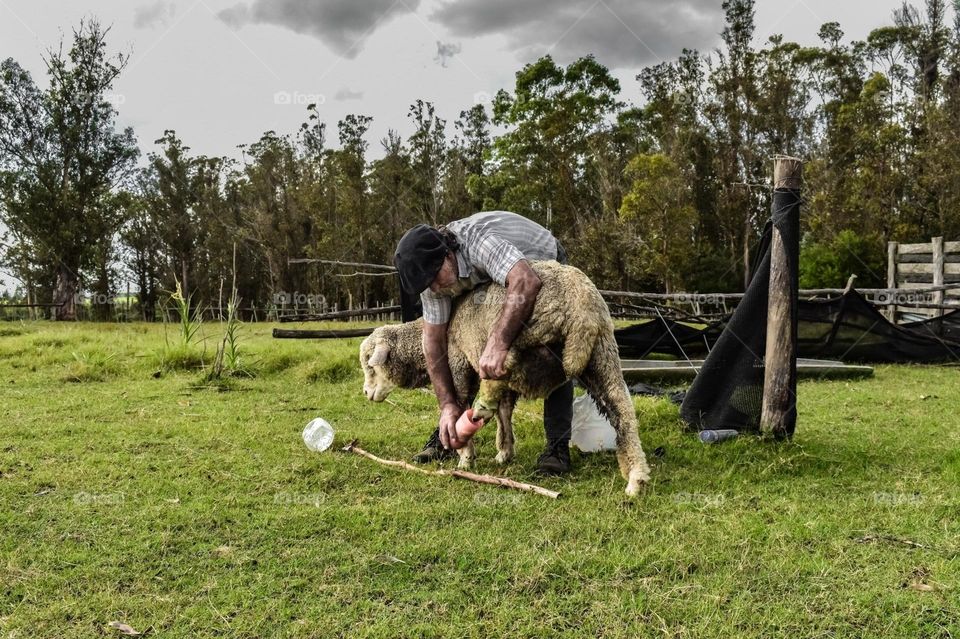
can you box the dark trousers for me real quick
[548,238,573,445]
[544,378,574,446]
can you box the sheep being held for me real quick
[359,261,651,496]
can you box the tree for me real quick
[489,55,623,241]
[407,100,447,224]
[120,194,163,321]
[144,131,207,302]
[705,0,765,289]
[0,20,138,319]
[452,104,490,212]
[619,154,697,293]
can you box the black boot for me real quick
[411,427,456,463]
[536,441,571,476]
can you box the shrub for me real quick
[152,344,205,373]
[63,351,121,383]
[799,230,885,289]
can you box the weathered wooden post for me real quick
[760,156,802,439]
[932,236,945,317]
[886,241,898,322]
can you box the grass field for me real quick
[1,320,959,638]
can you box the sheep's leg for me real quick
[456,439,476,469]
[579,334,651,497]
[473,378,508,422]
[494,391,517,464]
[561,321,601,379]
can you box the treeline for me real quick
[2,1,960,320]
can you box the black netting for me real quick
[614,316,724,359]
[797,292,960,363]
[615,289,960,365]
[675,186,799,434]
[902,309,960,346]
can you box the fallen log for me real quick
[272,327,375,339]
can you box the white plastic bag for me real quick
[570,392,618,452]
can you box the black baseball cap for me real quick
[394,224,450,295]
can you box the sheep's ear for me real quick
[368,342,390,366]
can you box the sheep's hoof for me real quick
[624,470,650,497]
[494,450,514,465]
[457,456,475,470]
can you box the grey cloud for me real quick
[434,40,461,67]
[133,1,176,29]
[334,87,365,100]
[217,0,422,59]
[217,4,250,29]
[431,0,723,68]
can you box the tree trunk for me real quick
[180,258,190,301]
[93,259,112,321]
[52,264,78,321]
[742,216,751,290]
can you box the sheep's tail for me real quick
[579,331,651,494]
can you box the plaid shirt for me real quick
[420,211,560,325]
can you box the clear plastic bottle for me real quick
[699,429,739,444]
[303,418,335,452]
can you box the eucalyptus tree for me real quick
[0,20,138,319]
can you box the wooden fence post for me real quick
[886,241,898,322]
[760,156,802,440]
[932,236,944,317]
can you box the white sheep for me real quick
[359,261,651,496]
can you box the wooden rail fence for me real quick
[887,237,960,320]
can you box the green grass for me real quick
[1,321,959,638]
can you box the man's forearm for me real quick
[489,277,540,351]
[423,334,460,407]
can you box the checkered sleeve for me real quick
[420,288,451,325]
[473,232,526,286]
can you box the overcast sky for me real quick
[1,0,917,165]
[0,0,929,292]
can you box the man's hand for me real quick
[478,342,508,379]
[438,402,464,449]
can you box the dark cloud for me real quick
[434,41,462,67]
[431,0,723,68]
[218,0,422,59]
[133,1,176,29]
[334,87,365,100]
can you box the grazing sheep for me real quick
[359,261,651,496]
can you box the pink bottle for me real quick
[452,408,486,448]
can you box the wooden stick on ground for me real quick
[341,440,561,499]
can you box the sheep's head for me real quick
[359,329,399,402]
